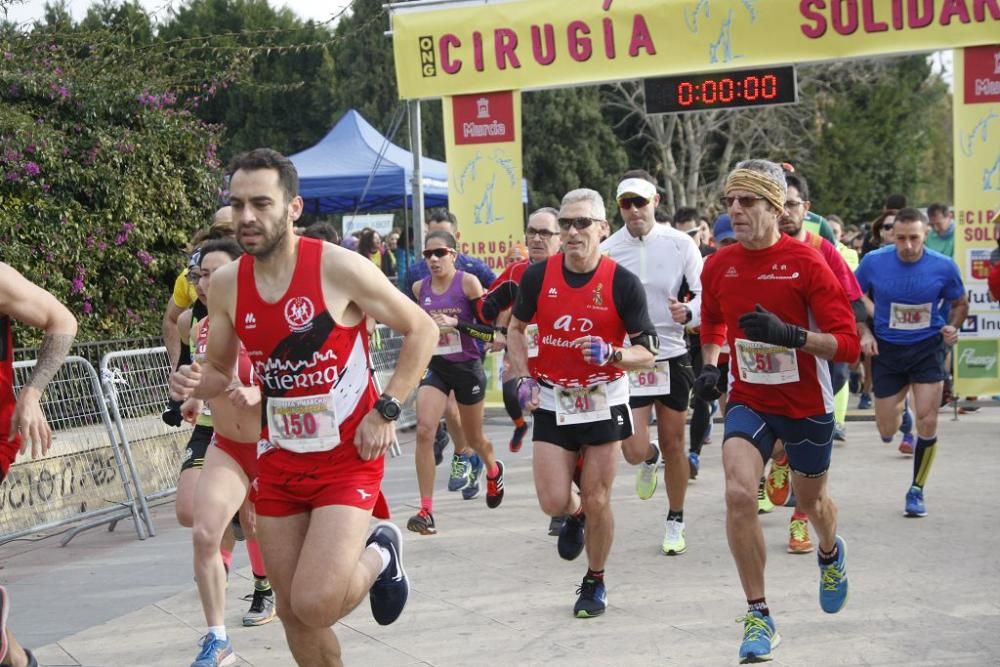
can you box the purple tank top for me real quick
[419,270,480,362]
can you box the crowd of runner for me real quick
[1,148,998,667]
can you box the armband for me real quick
[628,331,659,356]
[177,343,192,370]
[456,320,496,342]
[851,299,867,324]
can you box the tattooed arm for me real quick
[0,262,78,459]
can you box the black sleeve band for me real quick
[457,320,496,342]
[851,299,867,324]
[629,331,659,356]
[177,342,192,370]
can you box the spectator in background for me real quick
[505,241,528,266]
[862,194,906,257]
[300,221,340,244]
[712,213,738,247]
[655,206,673,225]
[358,227,396,280]
[925,203,955,258]
[674,207,715,257]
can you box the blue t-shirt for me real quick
[855,246,964,345]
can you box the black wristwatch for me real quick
[610,347,623,364]
[374,393,402,421]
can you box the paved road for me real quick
[2,409,998,666]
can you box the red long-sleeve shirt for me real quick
[701,234,860,417]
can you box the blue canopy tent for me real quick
[289,109,450,215]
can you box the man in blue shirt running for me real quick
[855,208,967,518]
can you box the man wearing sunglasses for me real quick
[696,159,859,664]
[506,189,658,619]
[601,171,704,558]
[764,171,867,556]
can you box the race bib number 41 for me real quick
[555,384,611,425]
[265,393,341,453]
[628,360,670,397]
[889,302,932,330]
[735,338,800,385]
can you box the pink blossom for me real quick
[136,250,153,267]
[82,301,93,315]
[71,277,84,294]
[23,162,39,176]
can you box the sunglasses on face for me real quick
[525,227,558,239]
[422,247,454,259]
[618,196,650,210]
[720,195,765,209]
[557,217,598,231]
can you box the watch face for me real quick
[379,398,401,419]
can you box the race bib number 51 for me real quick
[735,338,800,385]
[555,384,611,425]
[265,393,341,453]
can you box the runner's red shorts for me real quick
[0,435,19,481]
[253,431,388,519]
[211,432,259,482]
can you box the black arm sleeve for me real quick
[456,320,497,342]
[176,339,192,370]
[851,298,867,324]
[612,265,657,336]
[512,261,546,323]
[479,282,518,323]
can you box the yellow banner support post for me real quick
[953,44,1000,396]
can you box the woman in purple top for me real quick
[408,231,505,535]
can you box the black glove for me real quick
[737,304,806,349]
[693,364,723,401]
[161,400,183,427]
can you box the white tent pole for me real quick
[408,100,425,254]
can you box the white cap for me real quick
[616,178,657,202]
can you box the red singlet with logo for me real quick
[234,237,383,516]
[1,317,20,476]
[532,255,627,388]
[194,317,254,386]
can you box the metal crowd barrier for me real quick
[100,347,191,540]
[0,356,148,546]
[370,325,418,430]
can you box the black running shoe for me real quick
[367,521,409,625]
[486,461,505,509]
[558,513,586,560]
[548,515,567,536]
[433,420,449,466]
[406,509,436,535]
[509,422,529,453]
[573,576,607,618]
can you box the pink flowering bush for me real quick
[0,29,224,342]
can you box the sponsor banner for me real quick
[392,0,1000,100]
[443,90,525,273]
[343,213,395,237]
[954,44,1000,395]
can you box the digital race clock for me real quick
[644,66,798,114]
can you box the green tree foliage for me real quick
[0,19,222,342]
[791,56,950,222]
[158,0,340,162]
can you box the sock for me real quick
[586,568,605,583]
[818,543,839,565]
[834,383,849,425]
[246,539,266,579]
[791,509,808,521]
[773,452,788,467]
[747,598,770,618]
[912,435,938,489]
[420,496,433,513]
[208,625,227,641]
[487,462,500,478]
[366,542,392,574]
[644,444,659,465]
[667,510,684,524]
[513,416,526,428]
[253,576,272,594]
[571,500,585,520]
[219,548,233,572]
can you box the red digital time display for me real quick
[644,66,798,114]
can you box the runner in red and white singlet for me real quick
[506,188,657,620]
[0,262,77,667]
[694,160,859,663]
[170,149,437,667]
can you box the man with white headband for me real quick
[695,159,860,663]
[601,169,703,557]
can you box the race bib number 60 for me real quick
[735,338,800,385]
[628,360,671,396]
[555,384,611,425]
[265,393,341,453]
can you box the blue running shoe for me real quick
[905,486,927,517]
[688,452,700,480]
[900,401,913,435]
[898,432,915,455]
[558,513,586,561]
[857,393,872,410]
[573,576,607,618]
[818,535,849,614]
[191,633,234,667]
[462,455,483,500]
[367,521,409,625]
[447,454,471,491]
[737,611,780,664]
